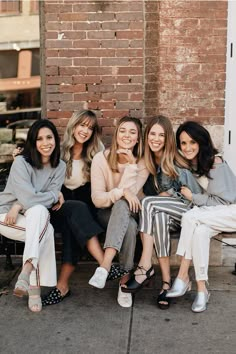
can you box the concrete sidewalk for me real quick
[0,258,236,354]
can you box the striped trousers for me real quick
[139,196,190,257]
[0,205,57,287]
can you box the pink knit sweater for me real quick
[91,150,149,208]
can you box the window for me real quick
[0,0,21,15]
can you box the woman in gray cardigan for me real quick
[0,120,66,312]
[167,121,236,312]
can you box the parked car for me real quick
[6,119,36,145]
[0,119,36,183]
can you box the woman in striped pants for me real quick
[121,116,202,309]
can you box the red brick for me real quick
[74,92,101,101]
[46,76,72,84]
[101,40,129,48]
[60,67,87,76]
[116,31,143,40]
[115,49,143,57]
[45,66,59,75]
[117,67,143,75]
[101,58,129,66]
[87,31,115,40]
[59,13,88,21]
[73,75,101,84]
[59,49,87,57]
[88,102,115,110]
[46,85,59,93]
[62,31,87,40]
[116,84,142,93]
[45,32,59,40]
[88,13,115,21]
[47,93,73,102]
[102,111,129,119]
[73,22,101,31]
[74,58,100,66]
[116,101,143,110]
[87,67,113,75]
[116,13,143,21]
[102,76,129,84]
[102,22,130,30]
[73,40,101,49]
[46,40,73,49]
[46,58,72,66]
[88,49,116,57]
[60,101,86,111]
[59,84,86,93]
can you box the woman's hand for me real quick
[12,147,23,160]
[52,192,65,211]
[116,149,136,164]
[180,186,192,201]
[123,188,141,213]
[4,204,22,225]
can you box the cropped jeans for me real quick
[177,204,236,281]
[97,199,138,271]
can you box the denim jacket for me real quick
[143,165,203,206]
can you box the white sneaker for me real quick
[117,285,132,308]
[88,267,108,289]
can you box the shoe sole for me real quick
[13,288,28,298]
[121,274,155,294]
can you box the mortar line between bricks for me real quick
[126,294,136,354]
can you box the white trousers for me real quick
[0,205,57,287]
[177,204,236,281]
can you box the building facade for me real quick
[41,0,228,151]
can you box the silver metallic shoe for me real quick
[166,277,192,298]
[191,291,210,313]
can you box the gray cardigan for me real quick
[0,155,66,214]
[192,160,236,206]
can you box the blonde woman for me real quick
[121,116,202,309]
[89,116,149,307]
[42,110,121,306]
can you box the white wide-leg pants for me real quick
[0,205,57,287]
[177,204,236,281]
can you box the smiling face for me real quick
[147,123,165,156]
[36,127,56,164]
[73,118,94,145]
[116,121,139,151]
[179,131,199,163]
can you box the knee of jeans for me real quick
[126,218,138,238]
[112,199,130,214]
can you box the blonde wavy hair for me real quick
[61,110,102,180]
[144,115,188,179]
[107,116,143,172]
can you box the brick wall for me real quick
[41,0,228,142]
[157,0,227,126]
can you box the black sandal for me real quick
[157,281,172,310]
[42,287,71,306]
[107,264,129,281]
[121,265,155,294]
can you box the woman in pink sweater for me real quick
[89,116,149,307]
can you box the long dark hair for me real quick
[176,121,218,177]
[22,119,61,168]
